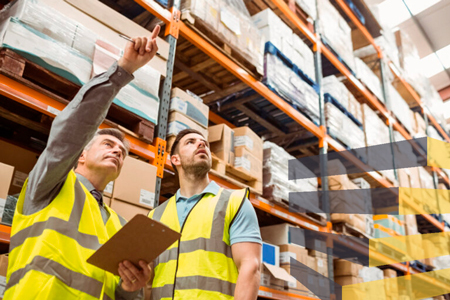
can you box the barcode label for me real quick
[235,136,254,150]
[140,189,155,207]
[280,252,296,264]
[170,97,187,114]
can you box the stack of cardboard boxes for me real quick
[334,259,364,298]
[167,88,209,152]
[208,124,263,194]
[354,58,385,103]
[106,156,157,220]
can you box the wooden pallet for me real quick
[0,48,155,143]
[333,222,369,239]
[211,155,263,195]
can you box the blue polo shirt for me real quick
[176,181,262,245]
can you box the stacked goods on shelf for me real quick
[0,0,163,127]
[167,88,209,151]
[353,57,385,102]
[383,269,399,300]
[317,0,355,71]
[395,30,429,98]
[108,156,157,220]
[0,163,14,224]
[92,40,161,124]
[209,123,235,165]
[180,0,264,73]
[412,112,427,138]
[263,141,319,209]
[328,159,373,236]
[307,239,328,278]
[359,267,387,300]
[333,259,364,298]
[362,104,396,183]
[322,75,365,149]
[295,0,317,20]
[252,9,315,80]
[0,0,95,84]
[417,167,438,214]
[387,84,413,134]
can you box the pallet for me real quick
[411,260,434,273]
[371,239,407,262]
[180,13,262,79]
[332,222,369,239]
[211,156,263,195]
[0,48,155,143]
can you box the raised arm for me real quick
[23,26,161,215]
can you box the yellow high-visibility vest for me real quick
[148,187,248,300]
[5,170,125,300]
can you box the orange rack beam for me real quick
[258,286,318,300]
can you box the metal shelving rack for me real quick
[0,0,449,298]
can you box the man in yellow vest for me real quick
[5,26,162,300]
[149,128,262,300]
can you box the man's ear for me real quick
[78,150,87,166]
[170,153,181,167]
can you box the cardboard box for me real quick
[167,112,209,142]
[262,242,280,267]
[316,257,328,277]
[334,259,363,277]
[334,275,363,286]
[112,157,157,209]
[260,262,296,291]
[170,88,209,128]
[0,254,8,299]
[0,164,14,202]
[280,264,311,296]
[110,199,150,221]
[208,124,235,165]
[234,147,262,182]
[0,140,39,195]
[260,223,304,247]
[234,127,263,161]
[280,244,308,265]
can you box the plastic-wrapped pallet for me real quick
[388,84,413,134]
[0,0,94,84]
[0,0,98,59]
[296,0,317,20]
[434,255,450,270]
[263,141,318,208]
[323,75,362,123]
[362,104,396,183]
[264,51,320,124]
[359,267,387,300]
[392,131,416,170]
[427,125,443,141]
[354,58,384,102]
[317,0,355,71]
[325,102,365,150]
[252,9,315,80]
[181,0,264,73]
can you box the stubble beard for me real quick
[181,157,211,179]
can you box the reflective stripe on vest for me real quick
[149,187,248,300]
[5,171,123,300]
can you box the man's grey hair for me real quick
[84,128,130,156]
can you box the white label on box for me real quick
[287,279,296,288]
[0,198,5,218]
[261,273,271,286]
[234,135,254,150]
[280,252,296,264]
[47,106,60,116]
[168,121,188,136]
[12,171,28,188]
[170,97,188,114]
[0,275,6,297]
[317,259,324,268]
[220,8,241,35]
[104,181,114,195]
[234,157,251,171]
[140,189,155,207]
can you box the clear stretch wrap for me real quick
[354,58,384,103]
[264,52,320,124]
[182,0,264,73]
[263,141,318,206]
[362,104,395,183]
[323,75,362,122]
[295,0,317,20]
[325,102,365,150]
[0,0,97,59]
[388,84,413,134]
[317,0,355,71]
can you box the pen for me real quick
[119,34,161,56]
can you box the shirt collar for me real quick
[75,173,100,194]
[176,181,221,202]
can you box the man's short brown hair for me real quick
[170,128,206,155]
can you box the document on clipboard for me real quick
[87,214,181,275]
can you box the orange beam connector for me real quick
[152,137,168,178]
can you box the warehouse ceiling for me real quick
[366,0,450,95]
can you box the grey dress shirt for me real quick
[21,61,143,300]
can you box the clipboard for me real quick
[87,214,181,275]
